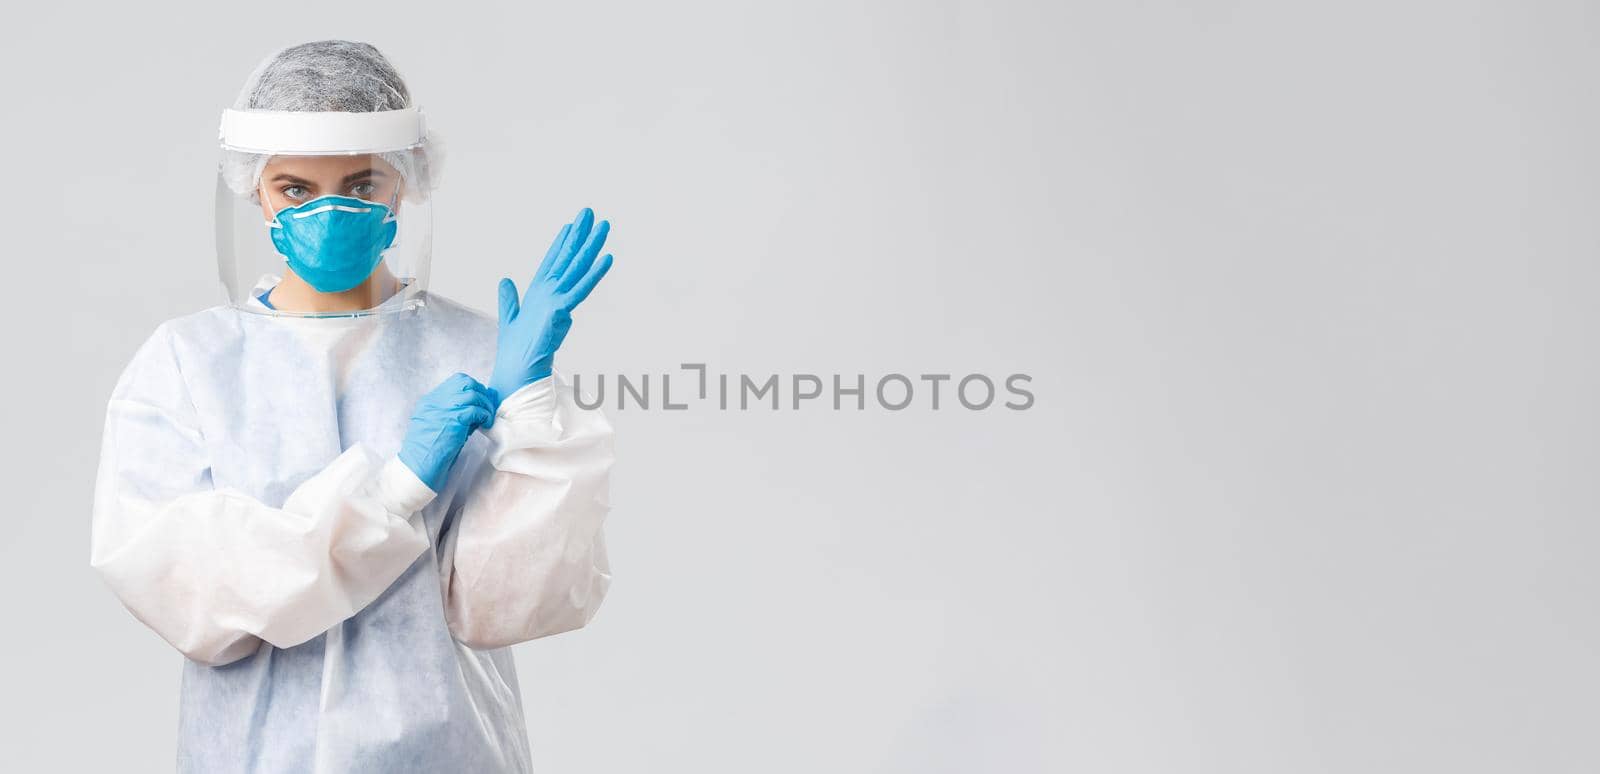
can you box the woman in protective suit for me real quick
[90,40,615,772]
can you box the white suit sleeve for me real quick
[439,375,613,650]
[89,327,435,666]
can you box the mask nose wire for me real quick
[258,176,399,227]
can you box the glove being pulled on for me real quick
[488,207,614,403]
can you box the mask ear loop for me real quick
[252,180,292,306]
[376,180,405,298]
[257,179,298,309]
[381,183,400,224]
[260,181,288,229]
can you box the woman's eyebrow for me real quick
[269,173,314,186]
[340,169,388,186]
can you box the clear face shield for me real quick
[216,107,433,316]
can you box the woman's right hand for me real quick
[398,373,498,492]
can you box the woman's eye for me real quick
[282,185,309,201]
[351,182,376,197]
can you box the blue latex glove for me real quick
[398,373,499,492]
[489,207,614,402]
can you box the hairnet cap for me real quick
[220,40,441,197]
[234,40,411,113]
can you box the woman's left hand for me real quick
[488,207,614,403]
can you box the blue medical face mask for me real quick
[267,193,399,293]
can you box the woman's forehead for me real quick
[262,154,398,180]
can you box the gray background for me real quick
[1,1,1594,771]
